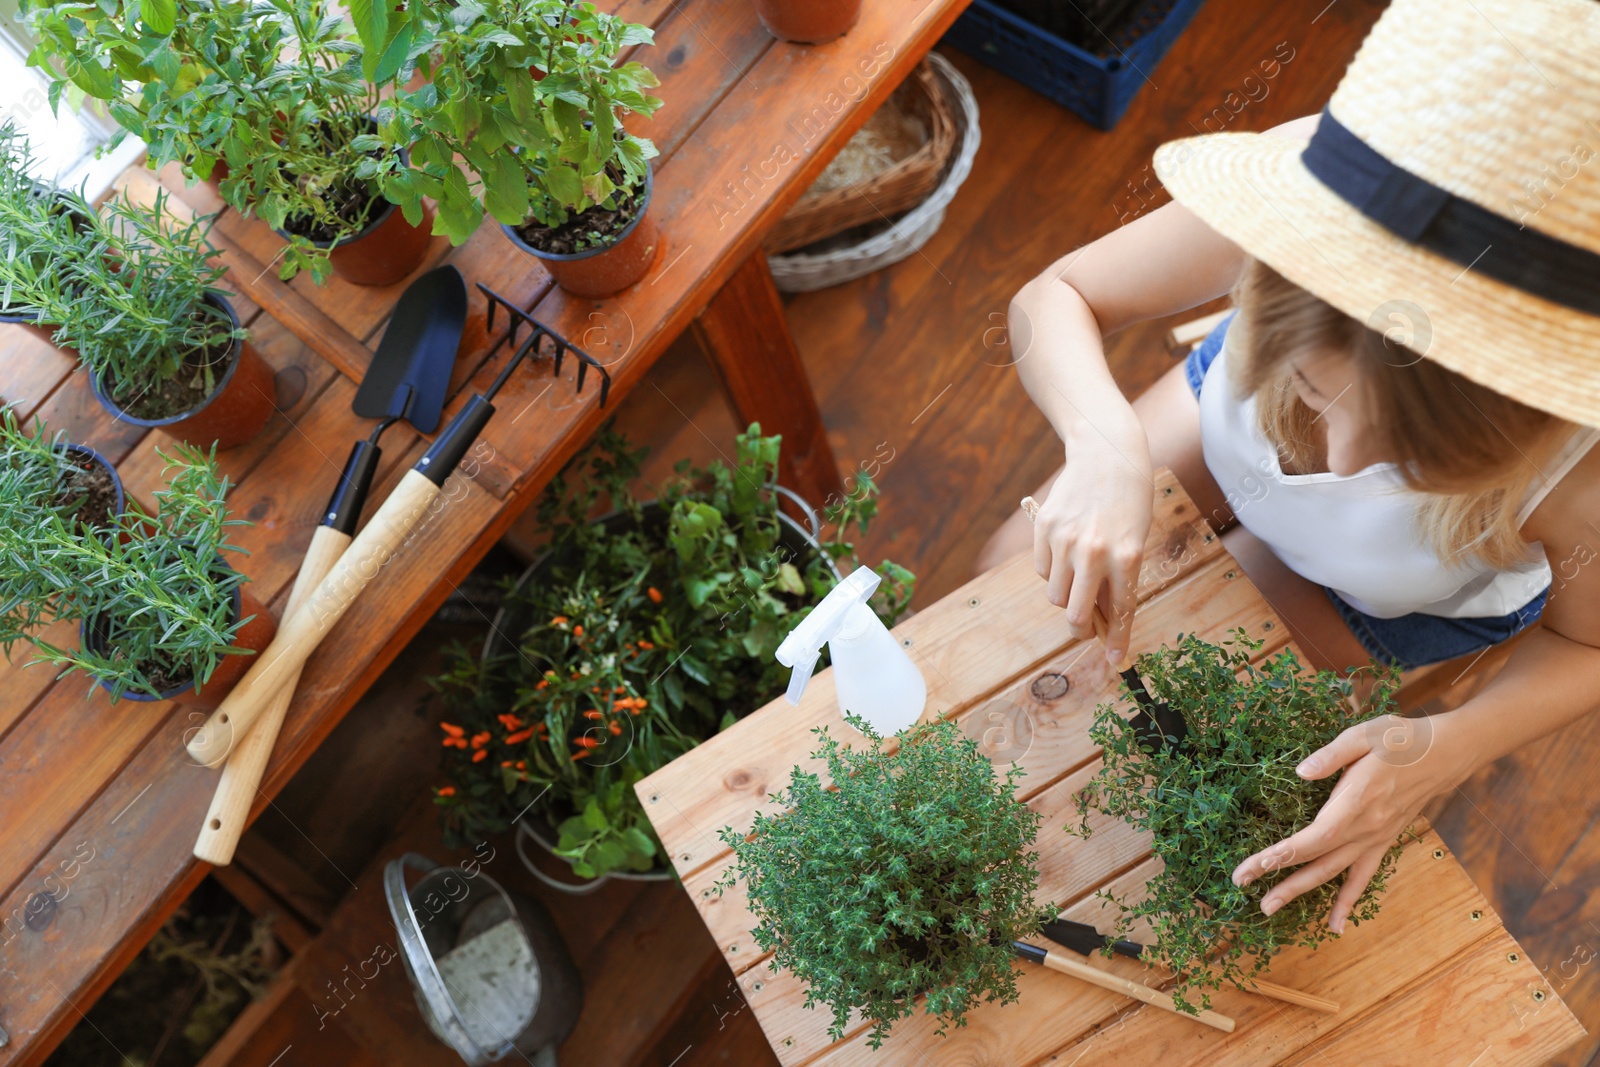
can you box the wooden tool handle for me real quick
[185,469,443,766]
[1040,950,1236,1033]
[1246,977,1340,1014]
[1020,497,1134,672]
[193,525,350,866]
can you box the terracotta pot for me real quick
[753,0,861,43]
[90,292,277,451]
[83,583,278,710]
[500,169,661,299]
[280,196,434,288]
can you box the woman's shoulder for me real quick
[1522,426,1600,545]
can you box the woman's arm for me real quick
[1233,448,1600,930]
[1014,114,1318,661]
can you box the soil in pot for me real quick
[507,169,661,298]
[754,0,862,44]
[54,448,122,529]
[92,294,277,451]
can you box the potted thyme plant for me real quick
[429,423,915,885]
[21,0,431,286]
[27,444,276,708]
[719,716,1045,1049]
[0,411,127,654]
[1073,629,1406,1012]
[379,0,663,297]
[0,189,278,450]
[0,124,93,344]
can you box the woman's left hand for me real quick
[1230,715,1467,933]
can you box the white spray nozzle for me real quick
[775,568,881,705]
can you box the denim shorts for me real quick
[1182,310,1547,670]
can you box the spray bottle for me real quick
[776,567,926,735]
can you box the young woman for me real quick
[978,0,1600,933]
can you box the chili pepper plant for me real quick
[376,0,662,251]
[1073,629,1406,1012]
[719,716,1046,1049]
[428,423,915,880]
[26,444,257,702]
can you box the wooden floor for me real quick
[49,0,1600,1062]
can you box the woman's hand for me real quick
[1230,715,1469,932]
[1032,423,1153,664]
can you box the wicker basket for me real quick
[765,59,960,255]
[768,52,981,293]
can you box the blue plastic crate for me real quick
[942,0,1208,130]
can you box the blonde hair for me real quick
[1230,259,1574,570]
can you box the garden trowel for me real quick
[1041,918,1340,1014]
[193,266,468,865]
[1019,496,1187,753]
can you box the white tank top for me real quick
[1197,332,1600,619]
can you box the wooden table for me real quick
[637,471,1586,1066]
[0,1,975,1060]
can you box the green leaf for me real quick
[140,0,176,36]
[371,21,415,85]
[538,162,584,210]
[581,799,607,832]
[482,153,530,226]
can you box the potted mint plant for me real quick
[1073,630,1406,1012]
[719,716,1045,1049]
[28,444,276,708]
[20,0,431,286]
[428,423,914,887]
[0,411,127,654]
[1,189,279,450]
[378,0,662,297]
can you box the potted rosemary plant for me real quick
[2,190,278,450]
[0,411,127,654]
[1073,630,1405,1012]
[28,444,276,708]
[381,0,663,297]
[753,0,862,44]
[429,423,914,886]
[0,124,92,345]
[21,0,431,286]
[719,716,1045,1049]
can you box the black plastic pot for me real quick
[88,291,277,451]
[494,485,838,892]
[500,167,660,299]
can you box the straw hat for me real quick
[1152,0,1600,427]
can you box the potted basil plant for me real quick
[0,411,127,654]
[20,0,431,286]
[428,423,915,887]
[28,444,276,708]
[381,0,663,298]
[719,716,1046,1049]
[1073,629,1406,1013]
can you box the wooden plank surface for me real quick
[635,477,1585,1065]
[0,0,974,1060]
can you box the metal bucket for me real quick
[384,853,583,1065]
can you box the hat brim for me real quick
[1154,131,1600,428]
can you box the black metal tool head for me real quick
[353,265,468,434]
[1041,918,1146,960]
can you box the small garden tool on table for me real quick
[1006,936,1236,1032]
[1019,496,1187,752]
[192,266,468,864]
[1043,918,1341,1014]
[185,285,610,772]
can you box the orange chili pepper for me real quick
[505,728,536,745]
[439,722,465,738]
[472,749,488,763]
[573,625,584,637]
[575,736,601,749]
[614,686,626,694]
[647,587,663,603]
[535,679,549,690]
[609,723,622,736]
[471,731,492,748]
[515,761,527,770]
[571,749,591,760]
[551,616,568,626]
[637,640,655,650]
[441,738,457,748]
[501,760,513,768]
[437,786,456,797]
[583,710,603,720]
